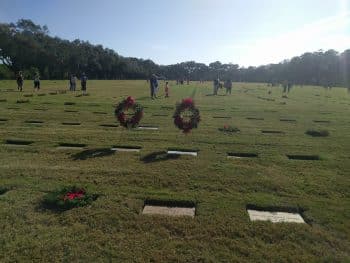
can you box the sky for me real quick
[1,0,350,66]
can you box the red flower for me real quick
[182,98,193,107]
[63,190,85,201]
[224,124,228,129]
[126,96,135,106]
[117,112,126,122]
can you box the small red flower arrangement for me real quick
[173,97,200,133]
[115,96,144,128]
[218,124,240,133]
[43,186,98,211]
[63,189,85,201]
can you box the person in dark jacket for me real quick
[17,71,24,91]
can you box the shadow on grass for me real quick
[141,151,180,163]
[71,148,115,160]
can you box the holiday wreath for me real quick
[173,98,200,133]
[115,96,144,128]
[42,186,98,210]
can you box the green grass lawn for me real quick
[0,80,349,262]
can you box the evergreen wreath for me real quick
[115,96,144,128]
[173,98,200,133]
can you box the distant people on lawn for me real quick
[16,71,24,91]
[69,74,76,91]
[224,79,232,94]
[81,73,87,94]
[165,81,169,98]
[33,73,40,91]
[149,74,158,99]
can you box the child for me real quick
[165,81,169,98]
[34,73,40,91]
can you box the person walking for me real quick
[33,73,40,91]
[81,73,87,95]
[16,71,24,92]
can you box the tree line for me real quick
[0,19,349,88]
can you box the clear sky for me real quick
[1,0,349,66]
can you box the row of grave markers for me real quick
[2,139,321,160]
[142,201,306,224]
[0,187,306,224]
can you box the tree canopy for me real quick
[0,19,349,87]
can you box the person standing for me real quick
[17,71,24,92]
[70,74,76,91]
[149,74,156,99]
[224,79,232,95]
[33,73,40,91]
[165,81,170,98]
[81,73,87,95]
[213,78,219,95]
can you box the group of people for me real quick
[69,73,88,94]
[149,74,170,99]
[16,71,41,92]
[15,71,88,94]
[213,78,232,95]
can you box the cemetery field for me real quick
[0,80,350,262]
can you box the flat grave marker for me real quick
[287,154,320,160]
[213,116,231,119]
[280,118,296,122]
[227,152,258,159]
[57,142,87,150]
[88,103,101,107]
[138,125,159,130]
[25,120,44,124]
[111,145,142,152]
[167,148,198,156]
[99,124,119,128]
[4,139,34,146]
[62,122,81,126]
[152,114,169,117]
[246,117,264,120]
[246,205,305,224]
[16,99,29,104]
[142,200,196,218]
[261,130,285,134]
[313,120,331,123]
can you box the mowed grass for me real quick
[0,80,349,262]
